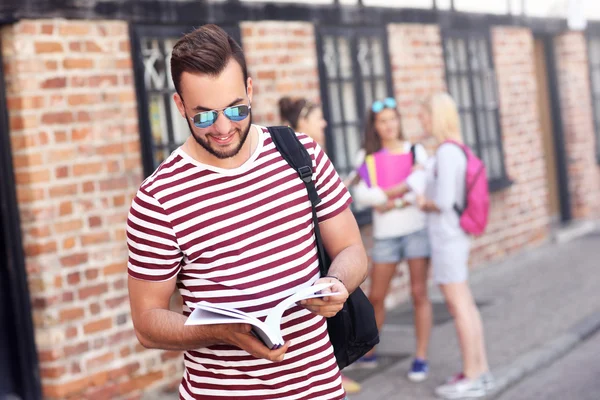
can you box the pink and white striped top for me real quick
[127,126,352,399]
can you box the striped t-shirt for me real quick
[127,125,352,399]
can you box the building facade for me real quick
[1,0,600,398]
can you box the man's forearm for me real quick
[135,308,225,351]
[326,243,368,293]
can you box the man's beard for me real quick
[185,114,252,159]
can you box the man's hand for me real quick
[300,277,349,318]
[219,324,290,362]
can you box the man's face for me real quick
[174,60,253,160]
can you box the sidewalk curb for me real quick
[488,309,600,399]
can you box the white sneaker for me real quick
[480,372,495,391]
[435,375,485,399]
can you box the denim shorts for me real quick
[371,228,431,264]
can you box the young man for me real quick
[127,24,368,399]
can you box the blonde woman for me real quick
[415,93,493,399]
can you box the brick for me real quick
[118,371,164,395]
[61,253,88,267]
[67,272,81,284]
[105,295,128,309]
[89,75,118,87]
[98,143,124,155]
[62,291,74,302]
[35,41,63,53]
[27,225,51,238]
[79,283,109,300]
[53,219,83,233]
[63,342,89,357]
[7,95,45,110]
[81,232,110,246]
[56,166,69,179]
[41,111,74,125]
[38,349,61,362]
[41,24,54,35]
[72,127,90,141]
[108,362,140,380]
[67,94,100,106]
[9,115,39,130]
[86,268,99,280]
[161,351,181,362]
[43,376,87,399]
[103,262,124,276]
[113,195,126,207]
[17,187,44,203]
[12,152,44,168]
[63,58,94,69]
[59,201,73,216]
[40,77,67,89]
[73,162,104,176]
[71,41,85,52]
[24,241,57,256]
[89,216,102,228]
[90,302,101,314]
[44,60,58,70]
[15,169,50,184]
[59,24,91,36]
[86,352,114,370]
[41,365,67,379]
[83,317,112,334]
[55,131,68,143]
[82,181,96,193]
[65,326,78,339]
[63,236,76,250]
[59,307,85,322]
[45,148,75,166]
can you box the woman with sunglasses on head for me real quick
[415,93,492,399]
[278,96,363,396]
[352,97,432,382]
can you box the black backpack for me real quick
[268,126,380,370]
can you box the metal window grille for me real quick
[443,30,509,190]
[588,37,600,162]
[316,27,394,177]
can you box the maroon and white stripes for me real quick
[127,126,351,399]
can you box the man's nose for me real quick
[212,111,232,134]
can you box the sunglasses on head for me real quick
[371,97,397,113]
[190,103,251,128]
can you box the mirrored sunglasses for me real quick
[371,97,397,113]
[191,104,251,128]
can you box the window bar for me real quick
[334,35,351,174]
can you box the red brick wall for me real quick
[554,32,600,219]
[388,24,447,148]
[2,20,181,399]
[467,27,551,265]
[241,22,321,127]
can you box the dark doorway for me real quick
[0,39,41,400]
[533,35,572,224]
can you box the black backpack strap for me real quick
[410,144,417,165]
[268,126,329,276]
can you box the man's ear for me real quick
[173,92,186,119]
[246,77,253,104]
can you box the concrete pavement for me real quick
[345,229,600,399]
[495,328,600,400]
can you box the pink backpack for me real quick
[445,141,489,236]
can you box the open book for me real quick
[185,282,340,350]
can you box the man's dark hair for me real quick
[170,24,248,95]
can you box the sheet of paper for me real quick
[264,283,339,341]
